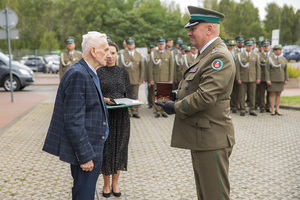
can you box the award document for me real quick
[106,98,144,109]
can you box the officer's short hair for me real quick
[82,31,107,55]
[167,38,173,42]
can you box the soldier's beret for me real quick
[244,39,254,46]
[179,43,188,49]
[175,37,183,44]
[126,37,136,44]
[65,36,75,44]
[235,36,245,42]
[156,37,166,44]
[227,39,236,46]
[185,46,191,51]
[148,43,156,48]
[257,41,262,47]
[106,34,112,40]
[190,44,196,49]
[262,39,271,46]
[185,6,225,28]
[273,44,283,50]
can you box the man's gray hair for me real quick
[82,31,107,55]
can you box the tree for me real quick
[39,31,60,50]
[263,3,281,39]
[280,4,295,44]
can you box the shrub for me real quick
[287,63,300,78]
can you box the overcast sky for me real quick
[164,0,300,21]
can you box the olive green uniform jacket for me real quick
[171,38,235,150]
[59,50,82,80]
[258,51,274,82]
[265,55,289,82]
[174,54,190,82]
[236,51,261,82]
[148,49,174,83]
[118,49,144,85]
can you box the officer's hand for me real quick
[237,80,242,84]
[150,81,155,85]
[267,81,271,86]
[284,81,288,85]
[155,101,175,115]
[256,79,261,84]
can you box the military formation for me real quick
[59,34,288,118]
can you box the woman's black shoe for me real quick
[271,113,276,116]
[102,188,111,198]
[275,111,283,116]
[112,188,121,197]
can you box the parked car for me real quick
[44,55,60,73]
[285,49,300,62]
[0,52,34,91]
[24,56,46,72]
[19,56,30,64]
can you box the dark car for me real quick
[0,52,34,91]
[24,56,46,72]
[285,49,300,62]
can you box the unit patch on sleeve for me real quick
[211,59,223,70]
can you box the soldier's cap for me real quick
[235,36,245,42]
[185,46,191,51]
[65,37,75,44]
[273,44,283,50]
[179,43,188,49]
[221,38,226,43]
[262,39,271,46]
[257,41,262,47]
[227,39,236,46]
[126,37,136,44]
[190,44,196,49]
[244,39,254,46]
[251,37,256,43]
[106,34,112,40]
[184,6,225,28]
[175,37,183,44]
[157,37,166,44]
[148,43,156,48]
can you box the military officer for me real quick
[118,37,144,118]
[166,38,175,51]
[174,43,188,89]
[185,46,191,55]
[59,37,82,80]
[265,44,289,115]
[156,6,235,199]
[255,40,263,109]
[257,41,263,53]
[172,37,184,58]
[186,45,198,66]
[234,35,245,55]
[236,39,261,116]
[148,37,174,118]
[145,43,156,109]
[257,39,273,113]
[251,37,259,53]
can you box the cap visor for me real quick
[184,21,200,28]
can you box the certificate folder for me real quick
[106,98,144,109]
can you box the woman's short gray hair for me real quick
[82,31,107,55]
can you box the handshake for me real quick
[155,101,176,115]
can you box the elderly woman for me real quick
[97,40,137,198]
[265,44,289,115]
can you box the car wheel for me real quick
[19,86,25,90]
[3,76,21,91]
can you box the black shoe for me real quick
[162,113,168,118]
[271,113,276,116]
[254,107,258,110]
[132,114,140,118]
[260,109,265,113]
[266,109,272,113]
[112,188,121,197]
[275,111,283,116]
[250,112,257,116]
[102,189,111,198]
[232,110,237,113]
[240,113,245,116]
[148,105,152,109]
[155,114,160,118]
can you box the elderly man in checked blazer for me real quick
[42,31,110,200]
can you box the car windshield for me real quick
[45,56,60,62]
[28,57,40,60]
[291,49,300,53]
[0,52,10,62]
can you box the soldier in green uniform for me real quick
[157,6,235,199]
[257,39,273,113]
[234,35,245,55]
[265,44,289,115]
[236,39,261,116]
[148,37,174,118]
[59,37,82,80]
[145,43,156,109]
[255,40,263,109]
[118,37,144,118]
[174,43,188,88]
[251,37,259,53]
[172,37,184,58]
[185,45,191,55]
[186,45,198,67]
[165,38,175,51]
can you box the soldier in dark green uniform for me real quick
[236,39,261,116]
[234,35,245,54]
[59,37,82,80]
[174,43,188,88]
[145,43,156,109]
[157,6,235,199]
[172,37,184,58]
[118,37,144,118]
[255,40,263,109]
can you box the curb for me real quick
[279,105,300,111]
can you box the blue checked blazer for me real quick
[43,58,109,167]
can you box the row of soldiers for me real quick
[58,35,280,118]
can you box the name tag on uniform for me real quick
[189,66,198,73]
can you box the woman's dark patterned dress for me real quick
[97,65,136,175]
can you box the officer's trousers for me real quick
[257,82,270,110]
[239,82,256,113]
[129,84,139,115]
[230,81,239,110]
[191,147,233,200]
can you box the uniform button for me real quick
[102,136,105,140]
[103,122,106,125]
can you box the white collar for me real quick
[127,49,134,56]
[159,50,164,53]
[245,51,251,57]
[200,37,219,54]
[69,51,74,55]
[264,51,270,57]
[83,58,97,76]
